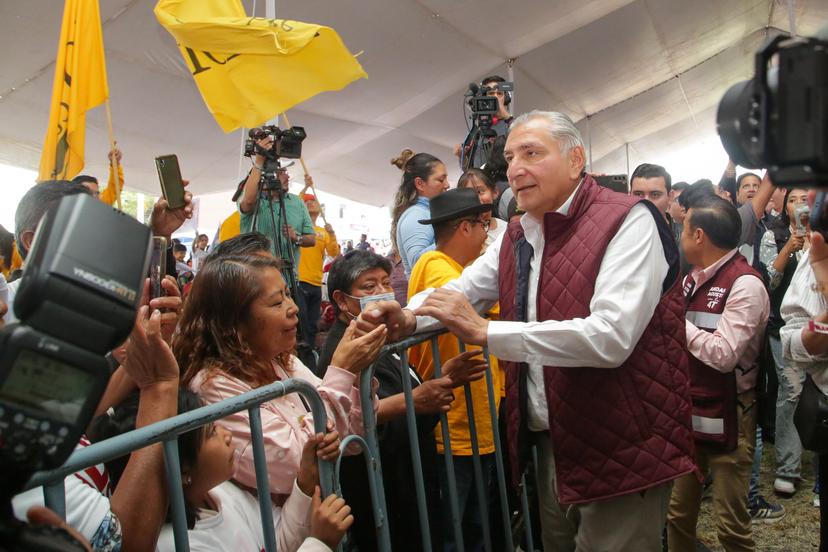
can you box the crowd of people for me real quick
[1,73,827,552]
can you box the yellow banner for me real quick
[38,0,109,182]
[154,0,367,132]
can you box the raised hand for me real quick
[122,304,178,390]
[441,349,488,387]
[414,289,489,346]
[149,179,192,240]
[331,321,387,374]
[355,300,414,341]
[149,276,182,344]
[412,377,455,414]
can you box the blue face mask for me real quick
[341,291,396,318]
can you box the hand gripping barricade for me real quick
[28,331,539,552]
[26,379,334,552]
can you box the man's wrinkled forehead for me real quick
[505,122,556,155]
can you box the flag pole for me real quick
[104,98,122,210]
[281,112,328,226]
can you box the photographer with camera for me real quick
[455,75,514,171]
[237,132,316,264]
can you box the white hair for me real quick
[510,110,585,158]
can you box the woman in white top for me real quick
[457,168,507,251]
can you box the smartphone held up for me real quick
[155,154,185,209]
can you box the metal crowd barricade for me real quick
[336,329,538,552]
[26,378,334,552]
[25,334,541,552]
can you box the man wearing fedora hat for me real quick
[407,187,502,552]
[361,111,695,551]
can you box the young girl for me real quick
[173,255,386,498]
[457,168,506,251]
[89,390,353,551]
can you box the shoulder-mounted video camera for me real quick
[243,125,307,174]
[0,194,150,551]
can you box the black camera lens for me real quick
[717,79,768,169]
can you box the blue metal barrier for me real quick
[25,332,540,552]
[340,329,537,552]
[26,378,333,552]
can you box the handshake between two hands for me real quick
[350,289,490,348]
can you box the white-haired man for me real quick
[357,111,696,550]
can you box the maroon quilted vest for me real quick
[684,253,762,451]
[499,175,696,505]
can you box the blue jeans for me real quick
[770,335,805,480]
[438,453,494,552]
[299,282,322,349]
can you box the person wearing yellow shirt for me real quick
[298,185,340,351]
[71,148,124,206]
[407,187,501,552]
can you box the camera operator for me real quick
[237,133,316,264]
[455,75,514,170]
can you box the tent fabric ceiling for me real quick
[1,0,826,207]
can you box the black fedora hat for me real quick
[418,187,493,225]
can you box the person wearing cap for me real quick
[298,185,340,353]
[406,187,502,552]
[237,134,315,270]
[358,111,695,551]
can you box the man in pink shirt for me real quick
[668,194,770,552]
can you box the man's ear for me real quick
[568,146,586,180]
[20,230,35,256]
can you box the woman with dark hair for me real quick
[320,249,486,551]
[89,390,353,551]
[457,168,506,250]
[389,149,449,275]
[173,254,388,498]
[759,188,811,501]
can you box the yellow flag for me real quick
[154,0,367,132]
[217,211,241,243]
[38,0,109,182]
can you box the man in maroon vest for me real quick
[668,194,769,552]
[358,110,695,550]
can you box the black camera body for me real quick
[717,34,828,186]
[466,82,513,137]
[243,125,307,174]
[0,194,150,551]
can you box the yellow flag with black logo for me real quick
[39,0,109,182]
[154,0,367,132]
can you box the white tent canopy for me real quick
[1,0,826,208]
